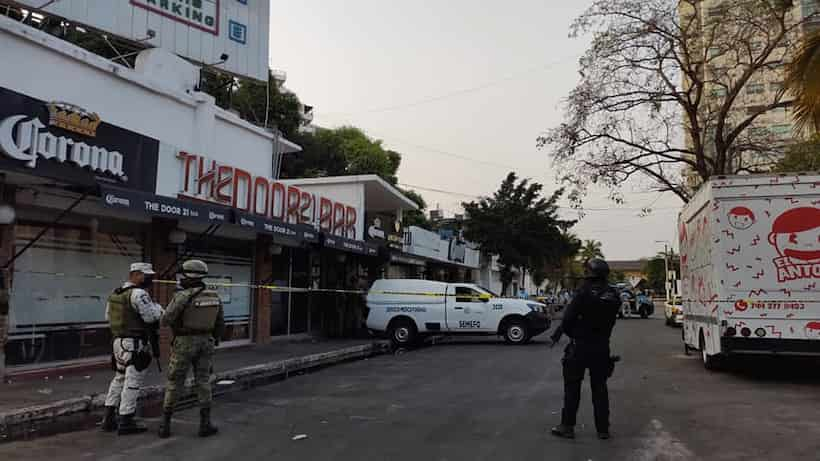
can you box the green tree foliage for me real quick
[578,239,604,262]
[785,31,820,134]
[774,135,820,172]
[641,251,680,293]
[462,173,577,295]
[283,127,402,184]
[400,189,432,230]
[609,270,627,284]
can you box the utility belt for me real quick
[111,336,152,372]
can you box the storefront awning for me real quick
[323,234,379,256]
[234,211,318,246]
[100,185,231,224]
[101,186,320,247]
[389,252,427,267]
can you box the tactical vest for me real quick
[108,287,146,337]
[181,289,221,333]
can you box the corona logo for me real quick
[47,102,102,137]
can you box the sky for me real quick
[268,0,683,260]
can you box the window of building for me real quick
[707,5,728,18]
[746,83,766,95]
[770,82,784,92]
[711,87,728,98]
[748,127,769,137]
[770,124,792,138]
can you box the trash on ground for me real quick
[216,380,236,386]
[292,434,308,441]
[37,388,53,395]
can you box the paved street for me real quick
[3,316,820,461]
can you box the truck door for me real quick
[446,285,491,332]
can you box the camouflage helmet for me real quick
[180,259,208,279]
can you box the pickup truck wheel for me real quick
[389,319,417,347]
[503,319,529,345]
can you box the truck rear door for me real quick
[445,285,492,332]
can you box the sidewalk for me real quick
[0,337,390,443]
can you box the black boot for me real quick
[100,406,118,432]
[198,407,218,437]
[117,413,147,435]
[158,411,173,439]
[550,424,576,439]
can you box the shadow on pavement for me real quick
[719,355,820,383]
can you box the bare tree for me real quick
[538,0,817,203]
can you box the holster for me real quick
[131,349,153,372]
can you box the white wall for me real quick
[14,0,271,81]
[0,16,276,183]
[278,180,366,240]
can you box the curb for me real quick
[0,341,390,444]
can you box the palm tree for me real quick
[578,239,604,262]
[785,31,820,133]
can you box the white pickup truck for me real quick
[366,279,551,346]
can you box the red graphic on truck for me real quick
[728,206,756,230]
[768,207,820,282]
[805,322,820,339]
[734,299,749,312]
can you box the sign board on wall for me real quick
[11,0,270,81]
[0,86,159,192]
[156,149,363,240]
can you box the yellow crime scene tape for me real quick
[11,271,528,301]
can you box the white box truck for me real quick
[366,279,551,346]
[679,174,820,369]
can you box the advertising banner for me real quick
[0,86,159,192]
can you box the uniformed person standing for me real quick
[549,259,621,440]
[102,263,164,435]
[159,260,224,439]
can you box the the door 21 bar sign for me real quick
[102,186,229,224]
[176,152,360,239]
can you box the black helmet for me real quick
[584,258,610,280]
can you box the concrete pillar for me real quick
[148,218,178,367]
[0,184,15,381]
[253,234,273,344]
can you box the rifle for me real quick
[147,323,162,372]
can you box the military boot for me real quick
[100,406,118,432]
[158,410,173,439]
[198,407,218,437]
[117,413,147,435]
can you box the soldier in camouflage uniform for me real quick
[158,260,224,439]
[103,263,163,435]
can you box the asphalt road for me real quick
[3,315,820,461]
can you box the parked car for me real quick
[665,298,683,327]
[366,279,551,347]
[615,287,654,319]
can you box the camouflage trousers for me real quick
[162,335,215,412]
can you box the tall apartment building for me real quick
[680,0,819,185]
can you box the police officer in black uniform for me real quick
[549,258,621,440]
